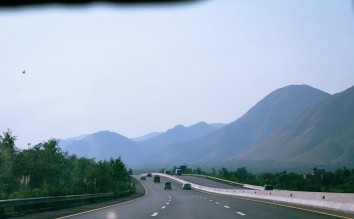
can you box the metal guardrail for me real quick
[0,193,113,208]
[0,190,132,217]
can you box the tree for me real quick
[0,130,18,198]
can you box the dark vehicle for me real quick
[154,175,160,183]
[182,183,191,190]
[147,173,152,177]
[164,181,172,190]
[164,170,171,175]
[264,184,273,190]
[140,175,146,180]
[175,169,181,176]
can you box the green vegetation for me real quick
[0,130,133,199]
[166,166,354,193]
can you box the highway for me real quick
[58,175,353,219]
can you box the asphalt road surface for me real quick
[56,175,353,219]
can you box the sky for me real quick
[1,0,354,149]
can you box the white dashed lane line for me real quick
[237,212,246,216]
[185,189,247,216]
[162,206,166,209]
[151,212,159,217]
[174,183,247,217]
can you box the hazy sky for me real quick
[1,0,354,149]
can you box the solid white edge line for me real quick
[56,177,149,219]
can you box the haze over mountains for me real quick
[59,84,354,171]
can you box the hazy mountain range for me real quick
[59,84,354,171]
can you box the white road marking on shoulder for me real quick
[237,212,246,216]
[151,212,159,216]
[224,206,230,209]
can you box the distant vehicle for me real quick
[164,170,171,175]
[140,175,146,180]
[175,169,181,176]
[154,175,160,183]
[264,184,273,190]
[182,183,191,190]
[164,181,172,190]
[147,173,152,177]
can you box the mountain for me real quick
[58,84,354,170]
[150,85,331,165]
[59,122,225,168]
[209,123,226,129]
[137,122,225,152]
[131,132,162,142]
[58,134,88,151]
[59,131,140,165]
[230,85,354,166]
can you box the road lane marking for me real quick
[209,200,213,202]
[162,175,354,219]
[237,212,246,216]
[162,206,166,209]
[57,176,149,219]
[210,193,354,219]
[224,206,230,209]
[151,212,159,216]
[166,202,170,205]
[215,202,220,205]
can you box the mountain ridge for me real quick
[229,85,354,166]
[148,84,331,165]
[58,84,354,170]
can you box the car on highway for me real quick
[182,183,192,190]
[164,181,172,190]
[164,170,171,175]
[264,184,273,190]
[147,173,152,177]
[154,175,160,183]
[140,175,146,180]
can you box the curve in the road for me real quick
[56,176,149,219]
[56,175,353,219]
